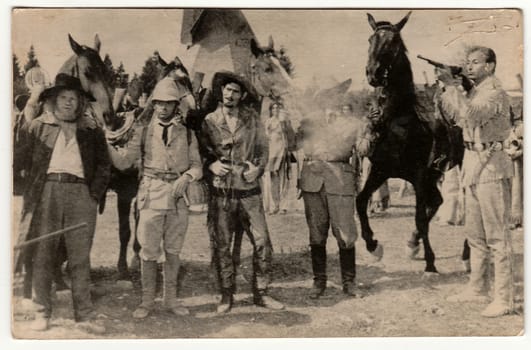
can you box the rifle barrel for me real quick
[14,223,88,250]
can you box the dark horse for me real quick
[359,12,449,273]
[108,53,197,279]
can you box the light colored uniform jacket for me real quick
[109,116,202,210]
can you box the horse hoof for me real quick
[129,254,141,273]
[370,244,384,261]
[406,243,420,259]
[422,271,439,279]
[462,259,471,273]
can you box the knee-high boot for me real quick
[133,259,157,318]
[163,253,189,316]
[339,247,356,296]
[309,245,327,299]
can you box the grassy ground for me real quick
[11,179,524,338]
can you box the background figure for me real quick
[505,120,523,229]
[264,102,296,214]
[434,166,464,226]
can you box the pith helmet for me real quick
[151,77,182,102]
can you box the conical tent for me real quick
[181,9,257,90]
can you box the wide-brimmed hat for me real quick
[39,73,96,102]
[211,71,258,102]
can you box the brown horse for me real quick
[58,34,118,130]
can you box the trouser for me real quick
[303,188,357,286]
[136,199,188,261]
[210,193,272,293]
[302,188,357,249]
[465,179,513,305]
[136,201,189,308]
[32,181,97,321]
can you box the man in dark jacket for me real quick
[199,71,284,313]
[17,73,111,332]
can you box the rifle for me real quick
[417,55,474,92]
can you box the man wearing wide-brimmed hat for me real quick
[198,71,284,313]
[16,73,111,333]
[107,77,202,319]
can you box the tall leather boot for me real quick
[339,247,356,297]
[217,288,234,314]
[309,245,327,299]
[482,247,513,317]
[163,253,189,316]
[447,248,489,303]
[133,259,157,319]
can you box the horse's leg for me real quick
[462,239,471,272]
[356,170,388,259]
[130,185,142,274]
[407,170,443,259]
[412,176,438,273]
[116,187,133,279]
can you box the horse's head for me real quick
[250,36,295,99]
[59,34,116,129]
[366,11,411,87]
[152,52,196,117]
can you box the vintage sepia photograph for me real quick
[8,4,525,342]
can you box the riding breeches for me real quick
[136,198,189,261]
[302,187,357,249]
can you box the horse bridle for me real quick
[372,25,402,84]
[251,52,291,100]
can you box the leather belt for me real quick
[144,172,180,183]
[46,173,86,184]
[303,157,349,163]
[464,141,504,152]
[210,186,261,199]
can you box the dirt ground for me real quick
[11,179,524,339]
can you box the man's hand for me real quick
[435,67,463,87]
[209,160,232,176]
[172,174,192,198]
[29,82,46,97]
[243,161,260,182]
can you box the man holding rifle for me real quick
[18,73,111,332]
[434,46,514,318]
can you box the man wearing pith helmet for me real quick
[108,77,202,318]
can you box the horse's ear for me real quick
[173,56,183,67]
[367,13,377,31]
[395,11,412,31]
[267,35,274,50]
[154,51,167,67]
[94,34,101,53]
[250,38,262,58]
[68,34,84,55]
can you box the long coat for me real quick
[15,111,111,268]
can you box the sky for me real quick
[11,8,523,91]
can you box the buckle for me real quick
[473,143,485,152]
